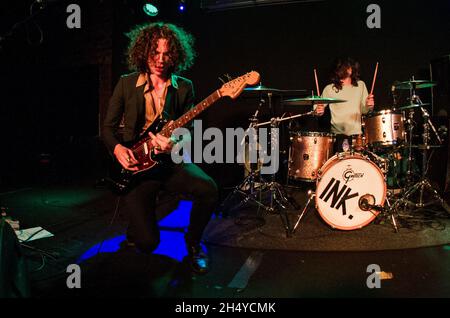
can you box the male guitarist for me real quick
[102,22,218,274]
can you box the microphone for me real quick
[359,194,383,212]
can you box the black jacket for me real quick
[102,72,195,154]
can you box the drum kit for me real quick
[221,78,450,236]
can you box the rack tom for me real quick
[363,109,405,148]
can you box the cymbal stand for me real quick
[219,99,267,216]
[258,110,316,236]
[405,109,416,186]
[290,100,321,234]
[389,92,450,214]
[260,105,295,237]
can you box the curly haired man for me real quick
[102,22,218,274]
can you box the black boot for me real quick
[186,243,209,275]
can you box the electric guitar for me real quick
[110,71,260,193]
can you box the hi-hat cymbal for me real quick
[283,96,347,106]
[394,80,436,90]
[397,103,430,110]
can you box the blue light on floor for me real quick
[159,200,193,228]
[78,200,193,263]
[153,231,187,261]
[77,235,125,263]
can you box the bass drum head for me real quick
[315,153,386,230]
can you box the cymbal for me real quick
[410,144,444,149]
[394,80,436,90]
[244,85,283,92]
[283,96,347,106]
[397,103,430,110]
[244,85,307,94]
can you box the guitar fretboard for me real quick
[134,89,222,151]
[160,90,221,137]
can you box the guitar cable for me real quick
[93,195,122,258]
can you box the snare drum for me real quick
[315,152,386,230]
[363,109,405,148]
[288,131,335,181]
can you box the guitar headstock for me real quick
[219,71,261,99]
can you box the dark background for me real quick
[1,0,449,191]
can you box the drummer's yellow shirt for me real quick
[321,80,369,135]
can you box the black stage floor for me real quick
[2,180,450,300]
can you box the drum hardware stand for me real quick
[219,101,267,216]
[291,190,315,234]
[253,110,316,237]
[362,151,400,232]
[358,194,399,232]
[384,195,399,232]
[356,147,400,231]
[219,100,308,237]
[405,109,416,186]
[389,95,450,215]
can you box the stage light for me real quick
[143,2,158,17]
[179,0,185,12]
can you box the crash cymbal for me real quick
[244,85,307,94]
[283,96,347,106]
[397,103,430,110]
[244,85,283,92]
[394,80,436,90]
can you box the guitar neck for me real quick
[130,71,260,156]
[160,90,222,137]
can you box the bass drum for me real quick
[315,152,386,230]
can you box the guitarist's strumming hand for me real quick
[149,131,174,155]
[114,144,139,171]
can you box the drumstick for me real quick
[370,62,379,95]
[314,69,320,96]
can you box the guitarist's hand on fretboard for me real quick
[114,144,139,171]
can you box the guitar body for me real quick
[109,118,170,194]
[127,117,166,172]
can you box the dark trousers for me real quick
[123,163,218,254]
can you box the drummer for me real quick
[315,57,374,152]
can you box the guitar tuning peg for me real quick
[225,74,232,81]
[218,76,226,84]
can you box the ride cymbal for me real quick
[394,80,436,90]
[397,103,430,110]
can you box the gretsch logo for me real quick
[343,167,364,184]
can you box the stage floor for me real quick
[2,182,450,298]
